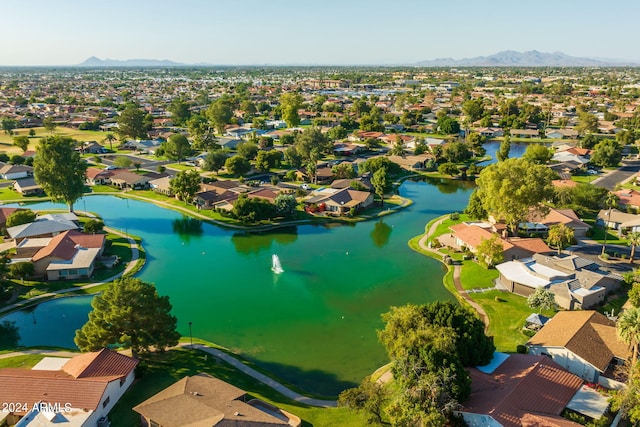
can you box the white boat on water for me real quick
[271,254,284,274]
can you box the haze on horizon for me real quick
[2,0,639,66]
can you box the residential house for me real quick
[523,208,591,238]
[388,154,435,171]
[424,137,447,148]
[109,170,151,190]
[476,127,504,138]
[614,188,640,211]
[304,187,374,215]
[331,176,373,191]
[215,137,242,150]
[596,208,640,234]
[0,348,138,426]
[460,353,608,427]
[133,373,301,427]
[247,188,279,203]
[445,222,552,261]
[149,176,173,196]
[81,141,107,154]
[0,164,33,180]
[496,253,621,310]
[332,142,366,156]
[546,128,580,139]
[296,164,335,184]
[123,139,162,153]
[31,230,105,280]
[6,217,79,243]
[85,167,113,185]
[551,150,590,166]
[509,129,539,138]
[12,178,44,196]
[527,311,630,386]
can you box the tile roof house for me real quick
[527,311,630,385]
[304,187,374,215]
[523,208,591,237]
[614,188,640,210]
[0,207,20,229]
[460,354,587,427]
[31,230,105,280]
[109,169,151,190]
[496,253,621,310]
[446,222,552,261]
[0,348,138,426]
[85,167,114,185]
[596,208,640,234]
[133,373,301,427]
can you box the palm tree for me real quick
[602,192,619,255]
[628,231,640,263]
[617,307,640,365]
[103,133,116,152]
[547,223,574,254]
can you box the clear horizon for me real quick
[1,0,639,66]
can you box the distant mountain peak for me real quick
[77,57,185,67]
[415,50,635,67]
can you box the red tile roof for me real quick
[32,230,105,262]
[450,223,513,251]
[63,348,139,380]
[0,349,137,416]
[464,354,583,427]
[0,207,19,224]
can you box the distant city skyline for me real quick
[2,0,639,66]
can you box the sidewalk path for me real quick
[0,226,141,316]
[179,343,337,407]
[415,216,491,330]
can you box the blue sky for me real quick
[1,0,639,66]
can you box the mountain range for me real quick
[76,51,636,67]
[414,50,636,67]
[78,56,185,67]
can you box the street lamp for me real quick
[602,211,610,256]
[188,322,193,347]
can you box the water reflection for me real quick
[0,320,20,350]
[172,216,204,243]
[370,220,392,248]
[231,227,299,255]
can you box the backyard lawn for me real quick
[0,126,113,155]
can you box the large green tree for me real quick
[473,158,556,232]
[496,135,511,162]
[207,98,234,134]
[34,136,88,212]
[371,167,392,206]
[162,133,191,162]
[527,287,556,313]
[523,143,552,164]
[168,98,191,126]
[6,210,36,227]
[280,92,304,127]
[117,106,149,140]
[13,135,29,152]
[224,155,251,177]
[294,127,330,161]
[591,139,622,168]
[74,277,180,357]
[202,150,227,173]
[170,170,201,203]
[475,236,504,268]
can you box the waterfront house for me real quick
[6,217,79,243]
[304,187,374,215]
[12,178,44,196]
[85,167,113,185]
[149,176,173,196]
[495,254,621,310]
[31,230,105,280]
[459,353,609,427]
[0,348,138,426]
[527,311,630,386]
[109,170,151,190]
[133,373,301,427]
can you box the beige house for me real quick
[527,311,630,386]
[31,230,105,280]
[133,373,301,427]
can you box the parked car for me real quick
[300,183,311,190]
[105,165,121,170]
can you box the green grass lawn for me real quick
[470,290,555,352]
[0,354,45,368]
[0,127,114,155]
[166,163,197,171]
[428,213,470,244]
[109,347,367,427]
[571,174,598,184]
[459,261,499,290]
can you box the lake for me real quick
[1,177,474,396]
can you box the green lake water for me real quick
[1,177,474,396]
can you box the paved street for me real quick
[592,159,640,190]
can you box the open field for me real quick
[0,127,114,155]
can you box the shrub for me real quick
[601,253,609,260]
[516,345,527,354]
[450,212,460,221]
